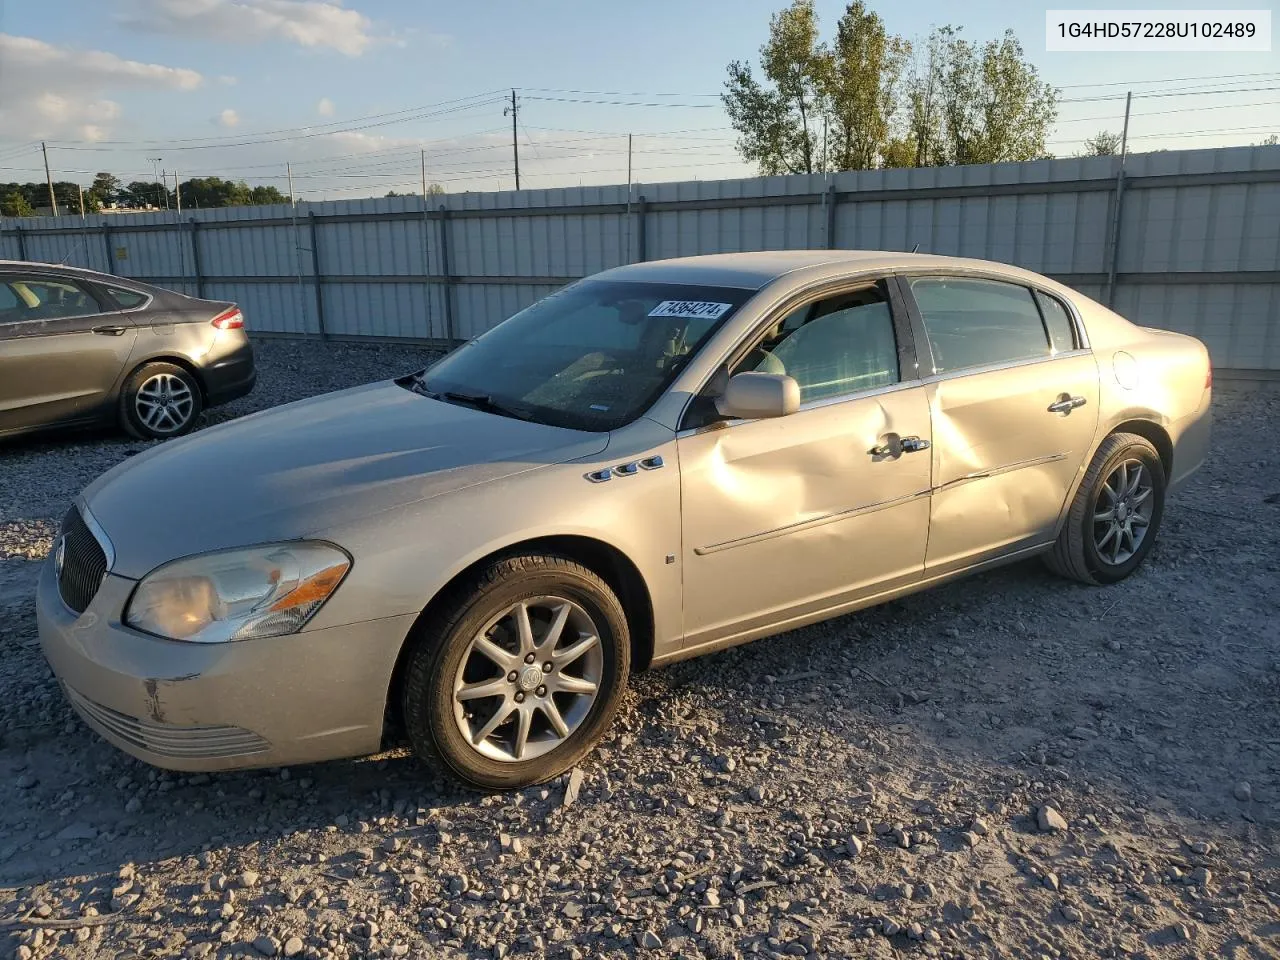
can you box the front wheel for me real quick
[1045,432,1166,584]
[400,554,630,790]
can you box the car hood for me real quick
[83,381,609,578]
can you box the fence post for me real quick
[189,218,205,299]
[100,222,114,275]
[636,196,648,262]
[420,198,434,340]
[13,224,26,261]
[437,204,456,344]
[307,211,327,340]
[825,184,838,249]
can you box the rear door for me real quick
[899,274,1099,573]
[0,272,138,434]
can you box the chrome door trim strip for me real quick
[693,488,931,556]
[932,452,1068,494]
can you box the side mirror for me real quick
[715,372,800,420]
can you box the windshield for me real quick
[418,279,754,431]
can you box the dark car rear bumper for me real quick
[202,337,256,407]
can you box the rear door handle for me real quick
[93,324,127,336]
[1047,395,1087,414]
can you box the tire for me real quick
[401,554,631,790]
[1044,432,1166,585]
[120,362,203,440]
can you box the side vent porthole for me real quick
[585,468,613,483]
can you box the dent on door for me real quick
[925,356,1100,570]
[678,387,933,644]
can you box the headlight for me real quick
[125,542,350,643]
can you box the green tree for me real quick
[89,172,123,207]
[1081,130,1123,156]
[249,185,287,205]
[936,28,1058,164]
[723,0,828,175]
[903,27,947,167]
[1,191,33,217]
[826,1,908,170]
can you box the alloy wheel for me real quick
[1092,458,1154,565]
[451,596,603,763]
[134,373,195,434]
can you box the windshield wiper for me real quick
[432,389,535,422]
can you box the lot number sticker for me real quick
[648,300,733,320]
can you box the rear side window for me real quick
[1034,290,1077,354]
[105,285,149,309]
[908,276,1050,373]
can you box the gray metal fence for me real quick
[3,145,1278,376]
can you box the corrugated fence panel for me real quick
[2,147,1277,369]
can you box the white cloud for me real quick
[126,0,376,56]
[217,74,239,85]
[317,97,335,117]
[0,33,203,143]
[218,108,240,127]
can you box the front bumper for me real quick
[36,557,414,772]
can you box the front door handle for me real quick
[1047,395,1087,414]
[92,324,127,336]
[870,435,931,457]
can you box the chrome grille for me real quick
[64,685,271,760]
[57,506,108,614]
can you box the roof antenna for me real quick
[910,242,921,254]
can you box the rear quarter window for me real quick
[104,285,149,309]
[1034,290,1078,354]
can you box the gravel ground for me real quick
[1,338,1277,960]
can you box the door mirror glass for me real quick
[715,372,800,420]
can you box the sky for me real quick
[0,0,1277,201]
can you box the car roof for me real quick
[0,259,120,281]
[590,250,1056,291]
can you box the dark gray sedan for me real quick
[0,260,255,440]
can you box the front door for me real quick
[0,273,137,434]
[900,274,1100,573]
[677,279,933,650]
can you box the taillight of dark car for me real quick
[212,306,245,330]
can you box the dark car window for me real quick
[1034,290,1078,354]
[735,282,899,404]
[104,285,149,309]
[0,276,100,323]
[0,283,20,325]
[908,276,1050,373]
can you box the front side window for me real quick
[736,282,900,404]
[909,276,1050,374]
[0,276,99,322]
[419,280,753,431]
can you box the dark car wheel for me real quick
[1044,432,1167,584]
[120,362,203,440]
[401,553,630,790]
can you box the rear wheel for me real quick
[400,554,630,790]
[120,362,202,440]
[1045,432,1166,584]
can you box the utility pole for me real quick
[287,162,296,207]
[41,141,59,216]
[627,134,633,195]
[421,148,428,198]
[1105,91,1134,309]
[149,158,163,209]
[77,185,86,219]
[174,171,183,214]
[161,169,170,210]
[504,89,520,190]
